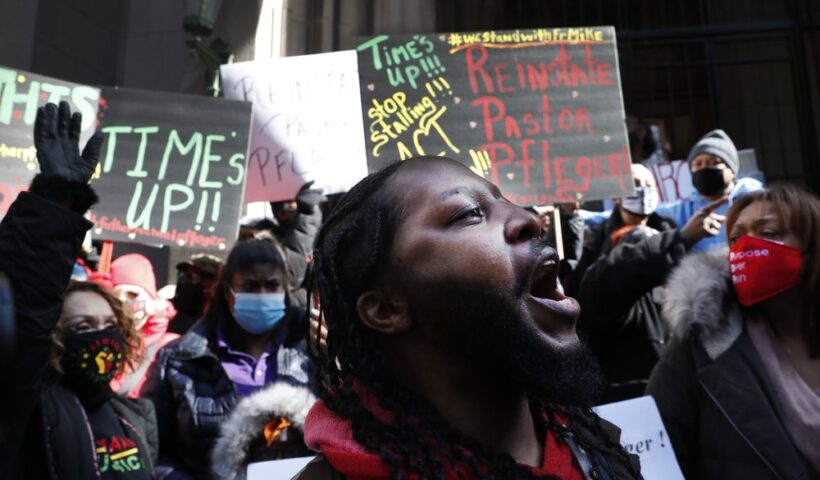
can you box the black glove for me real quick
[29,101,103,214]
[295,181,326,214]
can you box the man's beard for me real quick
[400,268,604,408]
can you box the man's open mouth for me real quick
[524,248,581,327]
[528,253,566,302]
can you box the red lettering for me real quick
[483,142,514,185]
[465,46,493,94]
[527,63,548,90]
[471,96,506,142]
[570,63,588,86]
[518,139,535,187]
[110,436,123,451]
[494,63,515,93]
[575,108,594,134]
[550,45,572,87]
[592,155,607,179]
[541,140,552,189]
[597,63,613,85]
[575,156,592,191]
[539,95,553,134]
[504,116,522,139]
[558,109,574,132]
[555,156,572,185]
[522,113,539,136]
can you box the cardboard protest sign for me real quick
[595,396,684,480]
[356,27,633,205]
[88,87,251,251]
[220,51,368,203]
[0,65,99,216]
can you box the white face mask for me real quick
[620,186,660,216]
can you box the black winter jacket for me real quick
[647,250,819,480]
[142,316,312,480]
[570,208,684,401]
[0,191,158,480]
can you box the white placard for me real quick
[595,395,684,480]
[247,455,316,480]
[221,51,368,203]
[644,159,694,203]
[645,149,762,204]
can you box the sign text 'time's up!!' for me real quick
[88,87,251,250]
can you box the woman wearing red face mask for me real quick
[647,183,820,480]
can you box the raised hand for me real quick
[679,196,729,247]
[34,101,103,184]
[296,180,326,212]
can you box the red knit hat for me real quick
[110,253,157,298]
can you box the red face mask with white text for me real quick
[729,235,803,306]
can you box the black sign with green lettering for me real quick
[89,87,252,251]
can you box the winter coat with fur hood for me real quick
[141,315,312,480]
[646,249,818,480]
[210,380,316,480]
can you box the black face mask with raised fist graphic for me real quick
[60,328,125,406]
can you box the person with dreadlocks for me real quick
[295,156,642,480]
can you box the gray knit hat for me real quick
[687,129,739,174]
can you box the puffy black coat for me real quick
[141,316,312,480]
[647,250,819,480]
[0,191,158,480]
[569,208,684,401]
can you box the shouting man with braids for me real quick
[297,157,643,480]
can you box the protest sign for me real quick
[220,51,368,203]
[645,148,763,203]
[88,87,251,250]
[644,160,694,203]
[247,456,315,480]
[356,27,633,205]
[595,395,684,480]
[0,65,99,216]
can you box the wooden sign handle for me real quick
[97,240,114,274]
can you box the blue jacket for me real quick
[654,177,763,252]
[581,177,764,252]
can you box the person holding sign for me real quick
[647,184,820,479]
[142,237,313,479]
[296,157,642,479]
[0,102,158,479]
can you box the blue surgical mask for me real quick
[230,291,287,334]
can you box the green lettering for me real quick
[101,126,134,173]
[70,86,99,131]
[159,130,202,181]
[40,83,71,105]
[127,126,160,178]
[226,153,245,185]
[162,184,194,231]
[0,69,39,125]
[199,134,224,188]
[126,181,159,229]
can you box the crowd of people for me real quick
[0,101,817,480]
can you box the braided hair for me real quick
[310,158,640,479]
